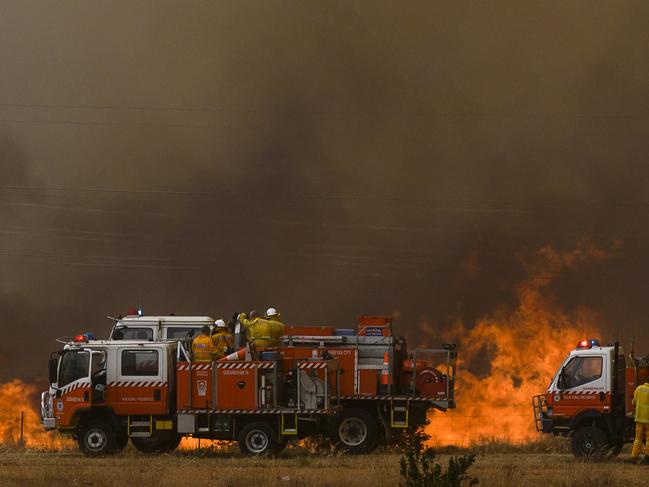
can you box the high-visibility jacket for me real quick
[267,316,285,344]
[633,382,649,424]
[192,334,214,361]
[238,314,276,349]
[211,331,234,358]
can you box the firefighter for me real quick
[265,307,285,345]
[237,310,275,350]
[631,380,649,463]
[192,325,215,361]
[211,319,234,358]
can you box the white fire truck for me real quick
[41,315,457,456]
[533,338,648,459]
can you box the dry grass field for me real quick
[1,441,648,487]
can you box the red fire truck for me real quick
[533,338,648,459]
[41,315,457,456]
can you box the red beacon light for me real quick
[126,307,143,317]
[73,334,88,343]
[576,338,600,349]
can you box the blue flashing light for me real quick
[137,308,143,316]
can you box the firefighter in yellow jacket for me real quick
[192,325,215,361]
[632,381,649,463]
[211,319,234,358]
[237,310,276,350]
[265,307,285,345]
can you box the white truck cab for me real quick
[109,315,215,341]
[547,342,617,395]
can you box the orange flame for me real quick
[179,437,231,451]
[423,242,613,445]
[0,379,72,450]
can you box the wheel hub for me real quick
[246,430,269,453]
[339,417,367,447]
[86,429,106,450]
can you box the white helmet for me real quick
[265,307,279,318]
[214,319,227,328]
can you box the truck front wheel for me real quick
[571,426,608,460]
[78,420,116,457]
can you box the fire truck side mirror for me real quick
[48,357,58,384]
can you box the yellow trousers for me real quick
[631,422,649,459]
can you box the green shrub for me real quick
[399,428,478,487]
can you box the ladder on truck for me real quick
[281,413,298,436]
[128,415,153,437]
[390,398,409,428]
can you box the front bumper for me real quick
[40,390,56,431]
[538,417,554,433]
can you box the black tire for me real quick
[77,420,116,457]
[571,426,609,461]
[131,433,182,454]
[238,422,278,456]
[331,408,379,454]
[112,432,129,454]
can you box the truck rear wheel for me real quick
[331,408,378,454]
[131,433,181,454]
[78,420,116,457]
[571,426,608,461]
[238,422,278,456]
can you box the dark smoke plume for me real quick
[1,2,649,381]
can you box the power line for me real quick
[0,184,213,196]
[0,118,233,129]
[0,249,174,262]
[1,102,648,120]
[2,185,649,209]
[0,258,201,271]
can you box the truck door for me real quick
[55,349,94,427]
[554,354,609,417]
[90,350,108,404]
[111,347,167,415]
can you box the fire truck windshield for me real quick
[112,327,153,340]
[58,350,90,387]
[165,327,200,339]
[563,356,603,389]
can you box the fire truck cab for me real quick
[532,339,647,460]
[42,339,179,455]
[109,313,215,341]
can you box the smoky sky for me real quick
[1,1,649,382]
